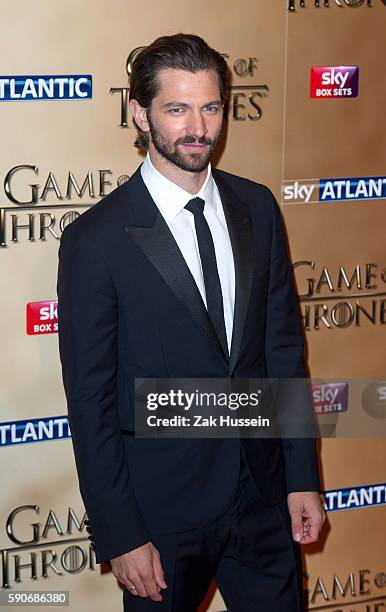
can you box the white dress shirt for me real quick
[140,154,235,352]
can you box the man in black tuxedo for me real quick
[58,33,325,611]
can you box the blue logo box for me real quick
[0,75,92,101]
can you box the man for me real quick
[58,33,325,611]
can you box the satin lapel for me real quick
[213,171,255,376]
[124,168,229,363]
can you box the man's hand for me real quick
[287,491,325,544]
[110,541,167,601]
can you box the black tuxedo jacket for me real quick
[57,166,320,564]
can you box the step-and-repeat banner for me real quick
[1,1,385,610]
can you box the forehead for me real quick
[154,68,221,103]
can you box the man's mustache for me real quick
[175,135,213,146]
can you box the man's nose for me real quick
[187,110,208,139]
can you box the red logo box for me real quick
[310,66,359,99]
[26,300,58,335]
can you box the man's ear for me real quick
[129,99,150,133]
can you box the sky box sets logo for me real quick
[312,382,349,414]
[310,66,359,98]
[26,300,58,335]
[0,75,92,101]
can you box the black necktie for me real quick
[185,197,228,357]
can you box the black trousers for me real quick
[123,452,304,611]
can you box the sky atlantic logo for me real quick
[26,300,58,335]
[0,75,92,102]
[0,416,70,447]
[282,175,386,204]
[310,66,359,98]
[323,483,386,512]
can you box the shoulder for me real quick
[62,168,144,240]
[61,179,132,243]
[214,168,276,201]
[213,168,278,215]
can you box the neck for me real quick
[148,147,208,194]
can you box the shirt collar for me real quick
[141,153,217,222]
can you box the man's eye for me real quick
[204,105,221,113]
[169,108,184,114]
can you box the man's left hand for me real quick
[287,492,326,544]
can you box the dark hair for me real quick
[129,33,228,150]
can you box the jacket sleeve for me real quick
[263,187,321,494]
[57,221,150,563]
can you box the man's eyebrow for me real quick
[162,101,190,109]
[202,100,223,107]
[161,100,223,109]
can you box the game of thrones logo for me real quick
[0,505,95,588]
[293,261,386,331]
[307,568,386,611]
[110,47,269,128]
[289,0,386,10]
[0,164,130,248]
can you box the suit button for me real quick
[90,542,96,551]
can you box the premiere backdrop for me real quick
[0,1,385,611]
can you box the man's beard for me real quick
[147,113,221,173]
